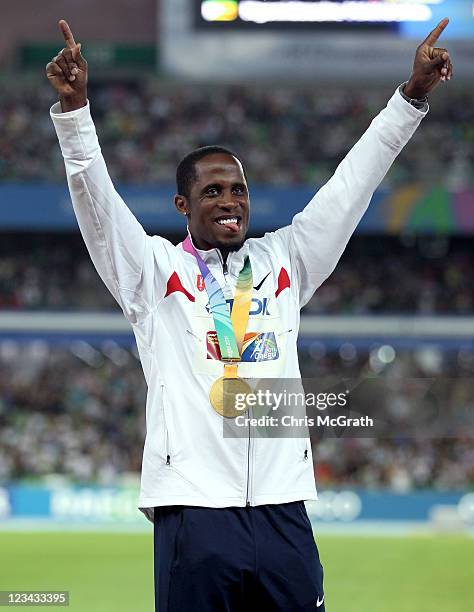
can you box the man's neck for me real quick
[188,232,238,263]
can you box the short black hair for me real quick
[176,145,247,199]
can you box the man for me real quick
[47,18,452,611]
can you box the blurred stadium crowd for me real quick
[0,342,146,484]
[0,78,472,187]
[0,342,472,489]
[0,234,472,314]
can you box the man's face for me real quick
[178,153,250,252]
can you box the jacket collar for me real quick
[180,229,250,277]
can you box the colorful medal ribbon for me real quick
[183,235,252,362]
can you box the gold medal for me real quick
[209,364,252,418]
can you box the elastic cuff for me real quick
[398,83,428,111]
[50,100,90,119]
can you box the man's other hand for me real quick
[404,17,453,100]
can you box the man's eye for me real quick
[233,186,245,194]
[206,188,218,196]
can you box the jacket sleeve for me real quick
[285,86,429,307]
[50,101,172,324]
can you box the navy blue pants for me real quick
[153,502,325,611]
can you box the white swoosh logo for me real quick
[316,594,325,607]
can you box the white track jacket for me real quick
[51,86,427,521]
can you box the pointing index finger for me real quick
[423,17,449,47]
[58,19,76,49]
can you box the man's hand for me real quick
[46,20,88,112]
[404,17,453,100]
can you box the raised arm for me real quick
[46,20,167,324]
[286,18,453,306]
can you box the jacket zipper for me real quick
[217,248,229,278]
[230,249,251,507]
[161,383,171,466]
[245,410,253,506]
[218,250,253,505]
[217,250,253,505]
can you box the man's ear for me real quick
[174,194,189,217]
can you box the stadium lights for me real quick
[237,1,432,24]
[202,0,239,21]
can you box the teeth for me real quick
[217,218,238,225]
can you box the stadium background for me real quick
[0,1,473,610]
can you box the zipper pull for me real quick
[222,261,228,275]
[304,449,308,461]
[166,455,171,466]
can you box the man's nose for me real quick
[217,195,240,209]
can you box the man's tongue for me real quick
[218,221,239,233]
